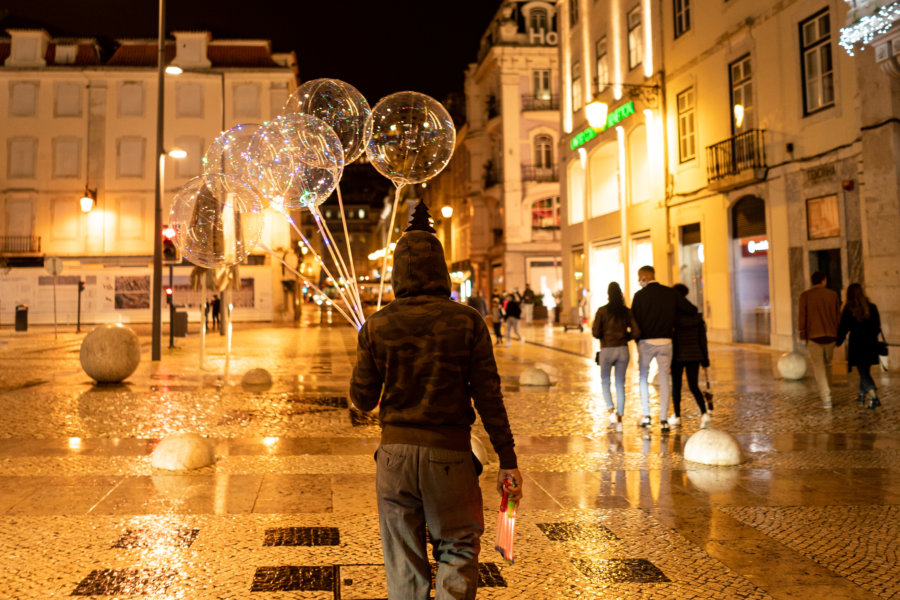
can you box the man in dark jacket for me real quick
[798,271,841,408]
[631,265,697,432]
[350,213,522,600]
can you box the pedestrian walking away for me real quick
[211,294,221,329]
[521,283,536,324]
[350,214,522,600]
[837,283,883,409]
[466,290,489,320]
[671,284,712,429]
[591,282,640,432]
[490,298,505,345]
[504,293,522,346]
[630,265,698,432]
[798,271,841,408]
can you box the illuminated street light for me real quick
[585,101,608,129]
[441,206,453,218]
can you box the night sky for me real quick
[2,0,503,104]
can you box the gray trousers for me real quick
[807,340,835,403]
[376,444,484,600]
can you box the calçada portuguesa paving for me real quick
[0,311,899,599]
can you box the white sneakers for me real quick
[700,413,712,429]
[608,411,623,432]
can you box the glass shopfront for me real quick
[679,223,705,314]
[732,196,770,344]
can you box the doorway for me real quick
[809,249,842,297]
[732,196,770,345]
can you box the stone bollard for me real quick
[241,368,273,391]
[151,433,215,471]
[80,324,141,383]
[519,367,551,386]
[684,428,744,466]
[777,352,807,380]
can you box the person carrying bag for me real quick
[837,283,883,409]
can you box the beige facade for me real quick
[558,0,890,351]
[0,29,297,324]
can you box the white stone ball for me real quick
[684,428,744,466]
[777,352,807,380]
[471,435,490,467]
[80,324,141,383]
[686,468,740,493]
[151,433,215,471]
[241,368,273,390]
[519,367,551,386]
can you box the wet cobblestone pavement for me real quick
[1,314,898,599]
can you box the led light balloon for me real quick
[365,91,456,185]
[202,123,261,181]
[284,78,372,164]
[169,174,264,269]
[245,113,344,209]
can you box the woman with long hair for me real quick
[671,284,712,429]
[837,283,882,408]
[591,282,640,431]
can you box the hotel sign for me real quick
[570,101,636,150]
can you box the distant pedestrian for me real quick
[504,293,522,346]
[591,282,640,432]
[490,298,505,345]
[630,265,697,432]
[204,299,210,328]
[837,283,882,409]
[211,295,221,329]
[466,290,488,319]
[798,271,841,408]
[521,283,536,324]
[671,284,712,429]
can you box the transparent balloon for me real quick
[245,113,344,209]
[284,78,372,164]
[169,174,264,269]
[365,91,456,185]
[202,123,261,182]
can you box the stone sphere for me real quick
[684,428,744,466]
[80,324,141,383]
[471,435,490,467]
[151,433,215,471]
[686,468,740,493]
[777,352,807,380]
[519,367,551,386]
[241,368,273,391]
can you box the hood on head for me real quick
[391,231,451,298]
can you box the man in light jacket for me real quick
[798,271,841,407]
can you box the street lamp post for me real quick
[579,101,608,318]
[151,0,166,361]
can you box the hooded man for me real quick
[350,207,522,600]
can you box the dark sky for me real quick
[1,0,503,103]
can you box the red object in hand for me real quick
[494,476,517,564]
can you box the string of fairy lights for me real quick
[840,0,900,55]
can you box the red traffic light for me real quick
[162,225,176,240]
[165,287,173,296]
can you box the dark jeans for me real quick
[376,444,484,600]
[492,321,503,341]
[672,361,706,417]
[855,364,877,396]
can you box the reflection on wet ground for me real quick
[0,318,897,599]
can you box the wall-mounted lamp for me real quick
[80,186,97,213]
[585,101,608,129]
[441,206,453,218]
[165,65,183,75]
[167,147,187,159]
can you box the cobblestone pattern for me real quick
[721,505,900,599]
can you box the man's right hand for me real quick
[497,468,523,502]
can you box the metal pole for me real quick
[168,264,175,348]
[76,279,83,333]
[151,0,166,361]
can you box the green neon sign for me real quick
[569,101,636,150]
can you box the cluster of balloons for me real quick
[169,78,456,275]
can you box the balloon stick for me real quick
[377,182,405,311]
[335,185,362,305]
[310,204,363,317]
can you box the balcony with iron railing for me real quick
[521,94,560,112]
[706,129,768,192]
[0,236,41,253]
[521,164,558,183]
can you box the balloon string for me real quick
[310,203,364,322]
[259,243,361,330]
[335,185,363,311]
[377,182,404,311]
[273,206,362,325]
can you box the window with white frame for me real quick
[118,82,144,117]
[52,137,81,178]
[572,61,583,110]
[677,87,696,162]
[800,9,834,115]
[534,134,553,169]
[532,197,561,230]
[674,0,691,38]
[730,55,753,132]
[175,82,204,118]
[9,81,38,117]
[54,82,82,117]
[533,70,551,100]
[117,136,145,178]
[627,7,643,70]
[7,137,37,178]
[530,7,549,32]
[596,37,609,93]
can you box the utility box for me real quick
[172,310,188,338]
[15,305,28,331]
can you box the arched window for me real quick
[529,7,549,32]
[532,197,560,231]
[534,134,553,169]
